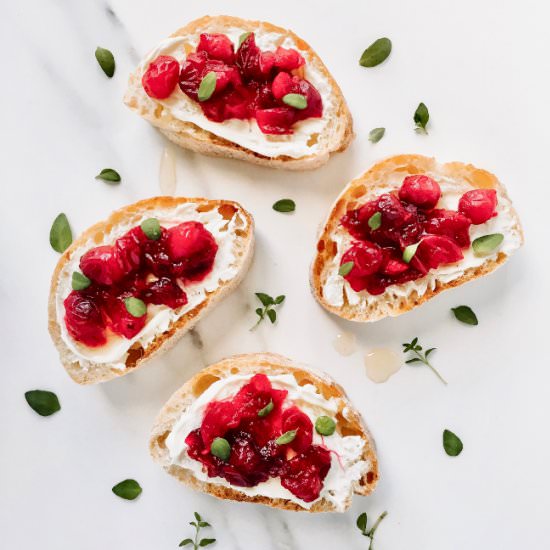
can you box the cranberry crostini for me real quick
[311,155,523,322]
[124,16,353,170]
[48,197,254,384]
[150,353,378,512]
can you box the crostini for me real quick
[150,353,378,512]
[48,197,254,384]
[124,15,353,170]
[311,154,523,322]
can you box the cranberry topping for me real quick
[458,189,498,224]
[398,175,441,209]
[64,221,217,347]
[142,55,180,99]
[184,374,333,502]
[425,209,472,247]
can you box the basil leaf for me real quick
[276,429,297,445]
[472,233,504,256]
[124,297,147,318]
[112,479,142,500]
[403,242,420,263]
[24,390,61,417]
[95,47,115,78]
[199,540,216,547]
[368,127,385,143]
[414,102,429,134]
[141,218,162,240]
[210,437,231,461]
[258,400,274,417]
[238,32,252,48]
[255,293,274,306]
[179,539,193,547]
[49,213,73,253]
[339,261,354,276]
[267,309,276,323]
[273,199,296,212]
[198,71,217,101]
[72,272,91,291]
[274,295,285,305]
[368,212,382,230]
[356,512,368,534]
[282,93,307,110]
[443,429,463,456]
[359,37,392,67]
[95,168,120,183]
[315,416,336,436]
[451,305,478,326]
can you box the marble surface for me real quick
[1,1,549,549]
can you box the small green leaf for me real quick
[95,168,120,183]
[411,337,418,346]
[140,218,162,240]
[282,93,307,110]
[24,390,61,417]
[198,71,217,101]
[356,512,368,534]
[359,37,392,67]
[179,539,193,547]
[339,261,354,276]
[124,297,147,318]
[443,429,463,456]
[210,437,231,461]
[95,46,115,77]
[194,512,202,522]
[315,416,336,436]
[255,308,264,317]
[368,212,382,230]
[258,400,274,417]
[72,272,91,291]
[414,102,429,134]
[267,309,276,324]
[403,242,420,263]
[112,479,142,500]
[199,539,216,547]
[238,32,252,48]
[273,199,296,213]
[276,429,297,445]
[405,358,422,364]
[274,295,285,304]
[198,522,210,528]
[425,347,436,357]
[368,127,385,143]
[50,213,73,253]
[256,293,274,306]
[451,305,478,326]
[472,233,504,257]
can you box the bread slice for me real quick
[48,197,254,385]
[124,15,353,170]
[150,353,378,512]
[311,154,524,322]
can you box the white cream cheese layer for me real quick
[322,175,522,311]
[55,204,246,371]
[166,373,369,512]
[136,28,334,158]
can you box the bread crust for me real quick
[150,353,378,512]
[311,154,524,322]
[124,15,353,170]
[48,197,254,385]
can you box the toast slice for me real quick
[124,15,353,170]
[150,353,378,512]
[311,154,524,322]
[48,197,254,385]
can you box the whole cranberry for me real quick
[458,189,498,224]
[273,47,305,71]
[103,296,146,339]
[416,235,463,270]
[142,55,180,99]
[142,277,187,309]
[197,33,235,63]
[80,245,124,286]
[424,209,472,248]
[341,241,384,276]
[166,221,218,262]
[398,175,441,209]
[256,107,295,134]
[64,291,106,347]
[281,406,313,453]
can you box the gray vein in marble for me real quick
[260,510,299,550]
[189,328,204,350]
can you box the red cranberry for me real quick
[271,71,293,99]
[200,401,238,448]
[458,189,498,224]
[142,277,187,309]
[80,245,124,286]
[142,55,180,99]
[228,432,263,475]
[197,33,235,63]
[416,235,463,270]
[273,47,305,71]
[103,296,146,339]
[64,291,107,347]
[382,258,409,276]
[236,33,263,80]
[281,407,313,453]
[179,51,209,101]
[256,107,295,134]
[398,175,442,209]
[424,209,472,247]
[115,228,144,276]
[377,193,414,228]
[341,242,384,276]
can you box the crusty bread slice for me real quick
[48,197,254,385]
[124,15,353,170]
[150,353,378,512]
[311,154,524,322]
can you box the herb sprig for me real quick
[251,293,285,329]
[402,337,447,385]
[179,512,215,548]
[356,511,388,550]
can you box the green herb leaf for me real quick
[402,337,447,385]
[24,390,61,417]
[359,37,392,67]
[251,292,284,330]
[282,93,307,110]
[95,168,120,183]
[258,400,274,417]
[368,212,382,230]
[194,512,202,522]
[403,242,420,263]
[339,261,354,276]
[414,102,429,134]
[238,32,252,48]
[405,358,422,364]
[255,293,274,306]
[95,46,115,77]
[472,233,504,256]
[272,199,296,213]
[267,309,276,324]
[198,71,217,101]
[72,271,91,290]
[451,305,478,325]
[179,539,193,547]
[274,295,285,305]
[124,297,147,318]
[443,429,463,456]
[141,218,162,240]
[49,213,73,253]
[198,522,210,528]
[315,416,336,436]
[112,479,142,500]
[276,429,297,445]
[356,512,368,534]
[368,127,386,143]
[425,347,436,357]
[210,437,231,461]
[199,539,216,547]
[255,308,264,318]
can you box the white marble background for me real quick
[1,1,549,549]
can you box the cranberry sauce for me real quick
[185,374,332,502]
[64,221,218,347]
[339,175,498,295]
[142,32,323,135]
